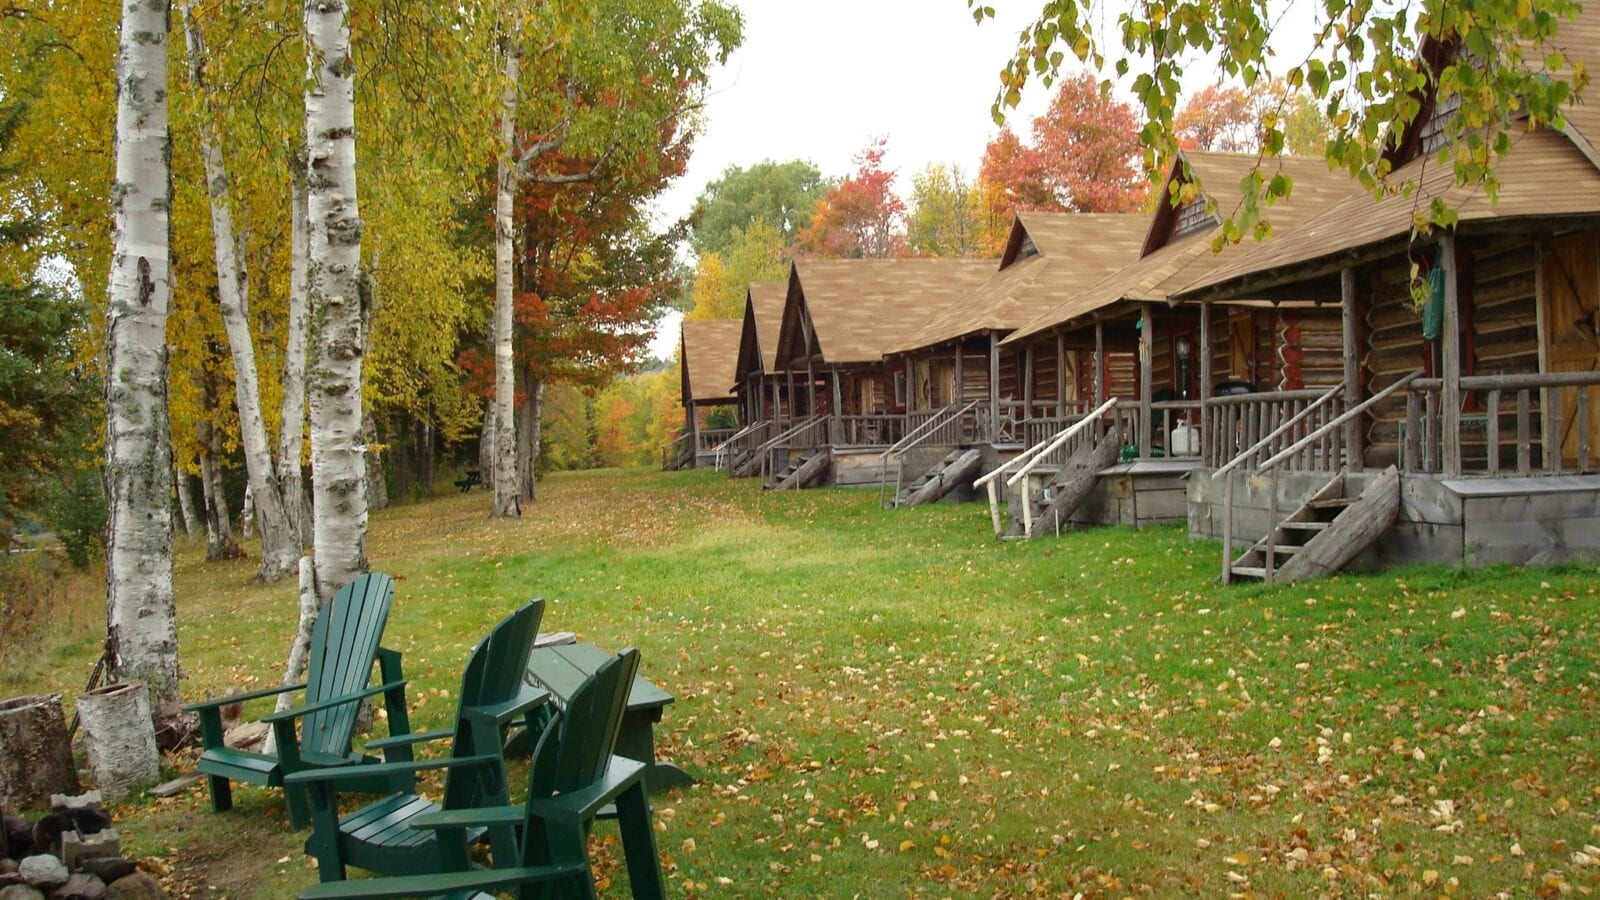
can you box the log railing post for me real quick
[1439,235,1462,476]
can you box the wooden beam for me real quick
[831,369,843,418]
[1055,332,1068,415]
[1340,266,1364,469]
[954,340,963,405]
[1199,300,1213,461]
[1139,302,1154,459]
[989,332,1001,441]
[1440,235,1462,476]
[1534,240,1551,466]
[1022,344,1035,421]
[1093,319,1106,406]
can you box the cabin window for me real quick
[1017,234,1039,259]
[1173,197,1214,239]
[893,369,906,408]
[1419,92,1462,155]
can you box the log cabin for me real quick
[717,282,789,475]
[669,318,742,470]
[754,258,995,488]
[982,151,1359,534]
[1173,11,1600,579]
[887,213,1146,429]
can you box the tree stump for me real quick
[0,694,79,810]
[76,683,160,801]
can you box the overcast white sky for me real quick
[646,0,1322,358]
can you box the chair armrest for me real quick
[462,686,549,728]
[407,803,524,831]
[183,683,305,712]
[298,863,585,899]
[362,729,452,752]
[284,753,501,787]
[260,680,406,724]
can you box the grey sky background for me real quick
[647,0,1322,358]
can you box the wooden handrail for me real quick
[1213,384,1344,479]
[1412,371,1600,391]
[1255,369,1423,473]
[879,401,974,461]
[1204,388,1327,408]
[1006,398,1119,489]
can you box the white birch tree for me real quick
[104,0,181,731]
[490,14,524,518]
[303,0,369,603]
[277,163,312,546]
[178,0,299,583]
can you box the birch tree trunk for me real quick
[198,422,241,561]
[478,397,495,486]
[178,1,298,582]
[103,0,180,729]
[240,484,255,540]
[173,463,198,539]
[491,19,523,518]
[277,163,311,547]
[364,414,388,510]
[517,374,543,504]
[303,0,369,604]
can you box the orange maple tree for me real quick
[793,139,907,259]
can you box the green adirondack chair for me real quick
[182,572,413,829]
[292,648,666,900]
[291,600,551,881]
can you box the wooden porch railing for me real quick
[695,428,735,453]
[712,420,770,472]
[754,415,830,482]
[1405,372,1600,476]
[831,414,907,448]
[1203,389,1345,469]
[1109,399,1205,461]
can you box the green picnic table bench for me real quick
[516,642,695,794]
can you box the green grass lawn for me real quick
[6,467,1600,897]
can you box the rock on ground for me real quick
[17,857,66,889]
[51,873,105,900]
[102,874,164,900]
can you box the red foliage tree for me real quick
[794,139,907,259]
[979,72,1147,219]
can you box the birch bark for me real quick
[178,2,298,582]
[491,17,523,518]
[173,463,198,539]
[103,0,180,728]
[277,165,311,546]
[303,0,369,603]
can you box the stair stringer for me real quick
[767,450,830,491]
[1020,424,1123,537]
[896,448,983,508]
[1273,466,1400,582]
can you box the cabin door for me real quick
[1540,231,1600,466]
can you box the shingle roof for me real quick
[890,213,1147,353]
[1175,127,1600,300]
[680,319,741,405]
[781,259,997,365]
[1003,153,1357,343]
[748,282,786,372]
[1552,5,1600,167]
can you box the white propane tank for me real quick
[1170,419,1199,456]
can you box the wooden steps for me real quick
[893,448,982,508]
[1225,466,1401,584]
[764,450,829,491]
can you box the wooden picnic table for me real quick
[521,642,695,795]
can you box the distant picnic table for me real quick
[454,470,481,492]
[521,642,695,794]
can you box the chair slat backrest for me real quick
[439,600,545,808]
[525,648,640,804]
[301,573,397,756]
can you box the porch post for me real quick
[954,340,964,404]
[1440,235,1462,476]
[832,368,843,416]
[786,369,797,426]
[909,357,920,412]
[1055,331,1067,416]
[806,357,817,418]
[1139,303,1154,459]
[1093,319,1106,405]
[989,331,1001,442]
[688,402,700,456]
[1023,343,1035,423]
[1340,267,1364,469]
[1199,300,1213,461]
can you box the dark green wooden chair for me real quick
[290,600,551,882]
[182,572,412,828]
[293,648,666,900]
